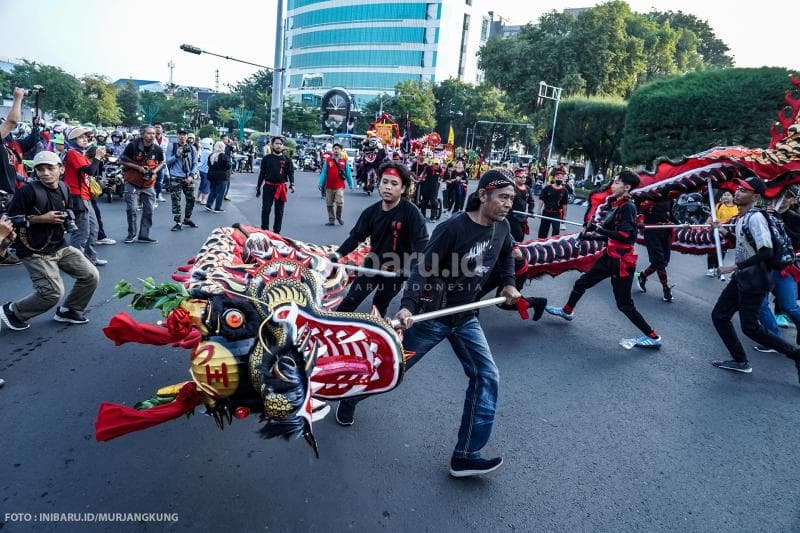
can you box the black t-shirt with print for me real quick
[401,212,515,315]
[7,181,68,258]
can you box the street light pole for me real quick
[538,80,562,169]
[269,0,285,137]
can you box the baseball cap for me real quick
[32,151,62,167]
[736,176,766,195]
[187,132,195,139]
[177,127,188,134]
[53,134,65,145]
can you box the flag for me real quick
[401,114,412,154]
[447,124,455,145]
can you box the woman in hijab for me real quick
[205,141,231,213]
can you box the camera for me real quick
[6,214,28,227]
[61,210,78,233]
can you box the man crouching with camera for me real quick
[0,151,99,332]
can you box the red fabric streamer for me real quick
[103,311,202,350]
[267,181,288,202]
[95,382,202,442]
[606,239,638,278]
[515,298,530,320]
[780,264,800,281]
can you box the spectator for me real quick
[0,151,99,335]
[119,125,164,244]
[166,128,198,232]
[63,127,107,266]
[197,137,213,206]
[537,172,569,238]
[205,141,230,213]
[106,130,126,158]
[153,122,170,203]
[318,143,354,225]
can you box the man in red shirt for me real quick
[318,143,354,225]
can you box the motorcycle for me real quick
[302,156,319,172]
[103,156,124,203]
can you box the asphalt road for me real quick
[1,171,798,532]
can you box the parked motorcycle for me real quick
[103,156,124,202]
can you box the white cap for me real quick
[32,151,62,167]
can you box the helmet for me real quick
[52,122,65,134]
[54,134,65,145]
[200,137,214,150]
[95,129,108,139]
[111,130,123,139]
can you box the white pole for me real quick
[643,223,735,229]
[391,297,507,328]
[706,177,725,271]
[546,88,560,168]
[338,263,399,278]
[269,0,285,137]
[512,210,583,227]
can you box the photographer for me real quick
[0,151,99,333]
[1,88,41,195]
[119,125,164,244]
[63,127,107,266]
[166,128,198,232]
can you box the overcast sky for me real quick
[1,0,797,89]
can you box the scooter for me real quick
[103,157,124,203]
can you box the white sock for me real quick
[59,306,69,313]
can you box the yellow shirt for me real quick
[716,203,738,223]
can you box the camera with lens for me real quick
[62,209,78,233]
[6,214,28,227]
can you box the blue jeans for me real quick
[771,270,800,328]
[758,296,780,336]
[207,179,228,211]
[403,316,499,459]
[198,171,210,195]
[154,167,167,196]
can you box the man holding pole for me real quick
[336,169,521,478]
[635,198,675,302]
[537,171,569,237]
[331,161,428,316]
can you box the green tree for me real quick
[393,80,437,132]
[620,67,792,166]
[197,124,217,139]
[647,10,734,68]
[555,97,627,175]
[116,79,140,126]
[77,75,122,126]
[283,104,320,136]
[226,69,273,130]
[9,60,83,116]
[216,107,234,131]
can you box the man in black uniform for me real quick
[256,136,295,233]
[332,161,429,316]
[545,171,662,348]
[337,169,521,478]
[635,198,675,302]
[508,168,534,242]
[419,158,442,221]
[537,172,569,238]
[410,153,429,206]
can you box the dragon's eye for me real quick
[223,309,245,328]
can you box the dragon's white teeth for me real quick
[324,383,336,389]
[311,381,325,393]
[310,367,322,377]
[311,404,330,422]
[373,357,381,368]
[349,384,367,394]
[341,331,367,344]
[371,371,379,381]
[311,398,327,410]
[338,384,348,389]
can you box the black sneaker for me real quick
[54,308,89,324]
[635,272,647,293]
[794,357,800,385]
[337,218,344,226]
[662,285,673,302]
[449,456,503,478]
[182,219,199,228]
[753,345,778,354]
[711,360,753,373]
[171,223,182,231]
[204,205,214,212]
[335,400,356,426]
[0,255,21,266]
[123,235,137,244]
[325,221,336,226]
[0,302,30,331]
[137,236,158,244]
[528,297,548,321]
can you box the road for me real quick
[1,171,798,532]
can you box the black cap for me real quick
[177,127,188,134]
[736,176,766,195]
[478,169,515,191]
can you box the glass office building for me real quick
[285,0,490,109]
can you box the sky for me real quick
[1,0,797,89]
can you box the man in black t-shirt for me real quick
[337,169,521,479]
[635,198,675,302]
[537,172,569,237]
[256,136,295,234]
[0,151,99,332]
[119,125,165,243]
[332,161,428,316]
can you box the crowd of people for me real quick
[3,86,800,479]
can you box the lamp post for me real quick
[538,80,562,169]
[180,31,286,136]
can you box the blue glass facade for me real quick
[286,0,441,109]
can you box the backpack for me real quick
[742,209,795,269]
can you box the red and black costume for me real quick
[509,184,535,242]
[257,152,295,234]
[636,199,674,291]
[563,194,657,337]
[538,183,569,238]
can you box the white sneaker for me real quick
[157,194,165,202]
[720,274,727,282]
[92,258,108,266]
[96,237,116,245]
[706,268,716,277]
